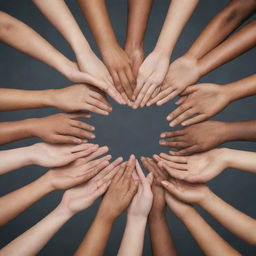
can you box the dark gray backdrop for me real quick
[0,0,255,255]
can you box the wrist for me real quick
[152,46,172,58]
[21,118,38,138]
[36,172,55,195]
[41,170,58,193]
[197,187,214,208]
[97,204,117,224]
[22,144,39,166]
[149,210,166,221]
[124,41,143,52]
[127,215,147,226]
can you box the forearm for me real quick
[199,21,256,76]
[223,75,256,102]
[0,203,71,256]
[124,0,153,49]
[0,146,36,175]
[222,148,256,174]
[0,173,53,226]
[32,0,92,55]
[117,216,147,256]
[187,0,256,59]
[154,0,199,57]
[0,88,55,111]
[0,118,37,145]
[0,11,74,77]
[74,209,114,256]
[149,213,177,256]
[222,120,256,142]
[199,189,256,245]
[181,208,241,256]
[78,0,118,53]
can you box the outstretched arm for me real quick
[78,0,135,102]
[187,0,256,59]
[124,0,153,77]
[132,0,199,108]
[75,156,138,256]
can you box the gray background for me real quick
[0,0,255,255]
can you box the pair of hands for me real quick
[99,155,153,221]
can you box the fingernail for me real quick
[91,134,96,139]
[181,122,187,126]
[170,122,175,127]
[159,140,166,145]
[160,133,166,138]
[167,116,171,121]
[75,139,82,144]
[161,180,168,186]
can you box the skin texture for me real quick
[0,143,99,175]
[74,155,138,256]
[117,161,153,256]
[124,0,153,78]
[0,12,123,101]
[162,180,256,246]
[32,0,124,104]
[132,0,199,108]
[0,84,112,115]
[141,157,178,256]
[78,0,135,102]
[154,148,256,183]
[166,75,256,126]
[163,181,241,256]
[0,147,110,227]
[160,120,256,156]
[0,112,95,145]
[148,1,256,106]
[0,157,121,256]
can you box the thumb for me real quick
[161,180,180,199]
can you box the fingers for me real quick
[71,143,97,153]
[118,70,133,100]
[112,162,126,183]
[135,160,147,185]
[159,153,188,163]
[68,112,91,119]
[161,180,181,198]
[87,95,112,112]
[66,127,95,140]
[140,83,158,107]
[170,108,197,127]
[122,155,136,185]
[181,114,207,126]
[159,140,188,148]
[132,80,151,109]
[83,146,109,162]
[167,104,191,123]
[146,172,154,185]
[157,89,180,106]
[84,155,112,171]
[169,145,199,156]
[71,145,99,160]
[70,119,95,132]
[52,135,83,144]
[160,129,184,139]
[132,73,147,101]
[175,96,187,105]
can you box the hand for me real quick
[148,55,201,106]
[160,120,228,155]
[46,149,112,190]
[124,45,144,78]
[154,149,228,183]
[31,142,99,168]
[141,157,167,216]
[99,155,138,220]
[165,192,194,220]
[162,178,210,205]
[59,157,123,216]
[102,45,135,101]
[62,61,125,105]
[51,84,112,115]
[167,83,230,126]
[33,112,95,144]
[128,160,153,218]
[132,50,170,108]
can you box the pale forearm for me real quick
[200,190,256,245]
[78,0,118,52]
[224,75,256,102]
[149,214,177,256]
[187,0,256,59]
[124,0,153,49]
[0,204,71,256]
[33,0,91,55]
[181,209,241,256]
[199,21,256,76]
[0,11,73,76]
[74,211,114,256]
[155,0,199,57]
[0,146,35,175]
[0,173,53,226]
[117,216,147,256]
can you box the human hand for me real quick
[102,45,135,102]
[59,157,123,216]
[141,157,167,216]
[132,50,170,108]
[46,147,111,190]
[147,55,201,106]
[162,178,210,205]
[124,45,144,78]
[99,155,138,221]
[50,84,112,115]
[32,112,95,144]
[160,120,228,155]
[167,83,230,126]
[62,61,125,105]
[128,160,153,219]
[154,148,228,183]
[31,142,99,168]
